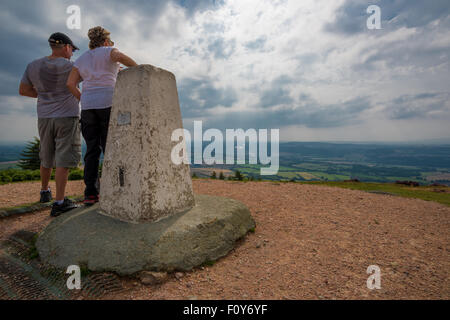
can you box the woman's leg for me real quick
[95,107,111,194]
[81,109,102,197]
[98,107,112,154]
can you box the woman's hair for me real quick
[88,26,111,49]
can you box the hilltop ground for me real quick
[0,180,449,299]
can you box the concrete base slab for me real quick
[36,194,255,275]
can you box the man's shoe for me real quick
[40,189,52,203]
[84,194,99,206]
[50,197,78,217]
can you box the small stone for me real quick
[188,296,198,300]
[175,272,184,280]
[140,271,168,285]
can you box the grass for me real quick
[27,233,39,260]
[0,195,83,212]
[202,260,216,267]
[301,181,450,207]
[79,263,91,277]
[307,171,350,181]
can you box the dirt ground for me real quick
[0,180,449,300]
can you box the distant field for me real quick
[191,167,233,178]
[297,172,317,180]
[2,141,450,185]
[425,173,450,181]
[302,181,450,207]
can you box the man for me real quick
[19,32,81,217]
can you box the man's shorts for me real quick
[38,117,81,168]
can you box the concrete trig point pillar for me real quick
[100,65,195,223]
[36,64,255,275]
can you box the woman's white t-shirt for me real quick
[74,46,120,110]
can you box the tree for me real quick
[234,170,243,181]
[219,172,225,180]
[211,171,217,179]
[18,137,41,170]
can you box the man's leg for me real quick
[37,118,55,202]
[81,110,102,197]
[54,167,69,201]
[51,117,81,216]
[40,166,52,191]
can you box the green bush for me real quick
[12,173,26,182]
[68,169,84,181]
[0,167,83,183]
[32,170,41,180]
[0,175,12,183]
[24,170,35,180]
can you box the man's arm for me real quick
[19,82,38,98]
[110,48,138,67]
[66,67,82,101]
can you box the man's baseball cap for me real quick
[48,32,79,51]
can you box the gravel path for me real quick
[0,180,449,299]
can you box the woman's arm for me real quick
[19,82,38,98]
[110,49,138,67]
[66,67,82,101]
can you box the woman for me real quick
[67,26,138,205]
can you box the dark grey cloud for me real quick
[386,92,450,119]
[259,76,294,108]
[353,44,449,74]
[178,77,238,118]
[0,1,57,95]
[325,0,450,35]
[186,95,373,131]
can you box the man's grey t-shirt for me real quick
[21,57,80,118]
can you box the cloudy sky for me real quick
[0,0,449,143]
